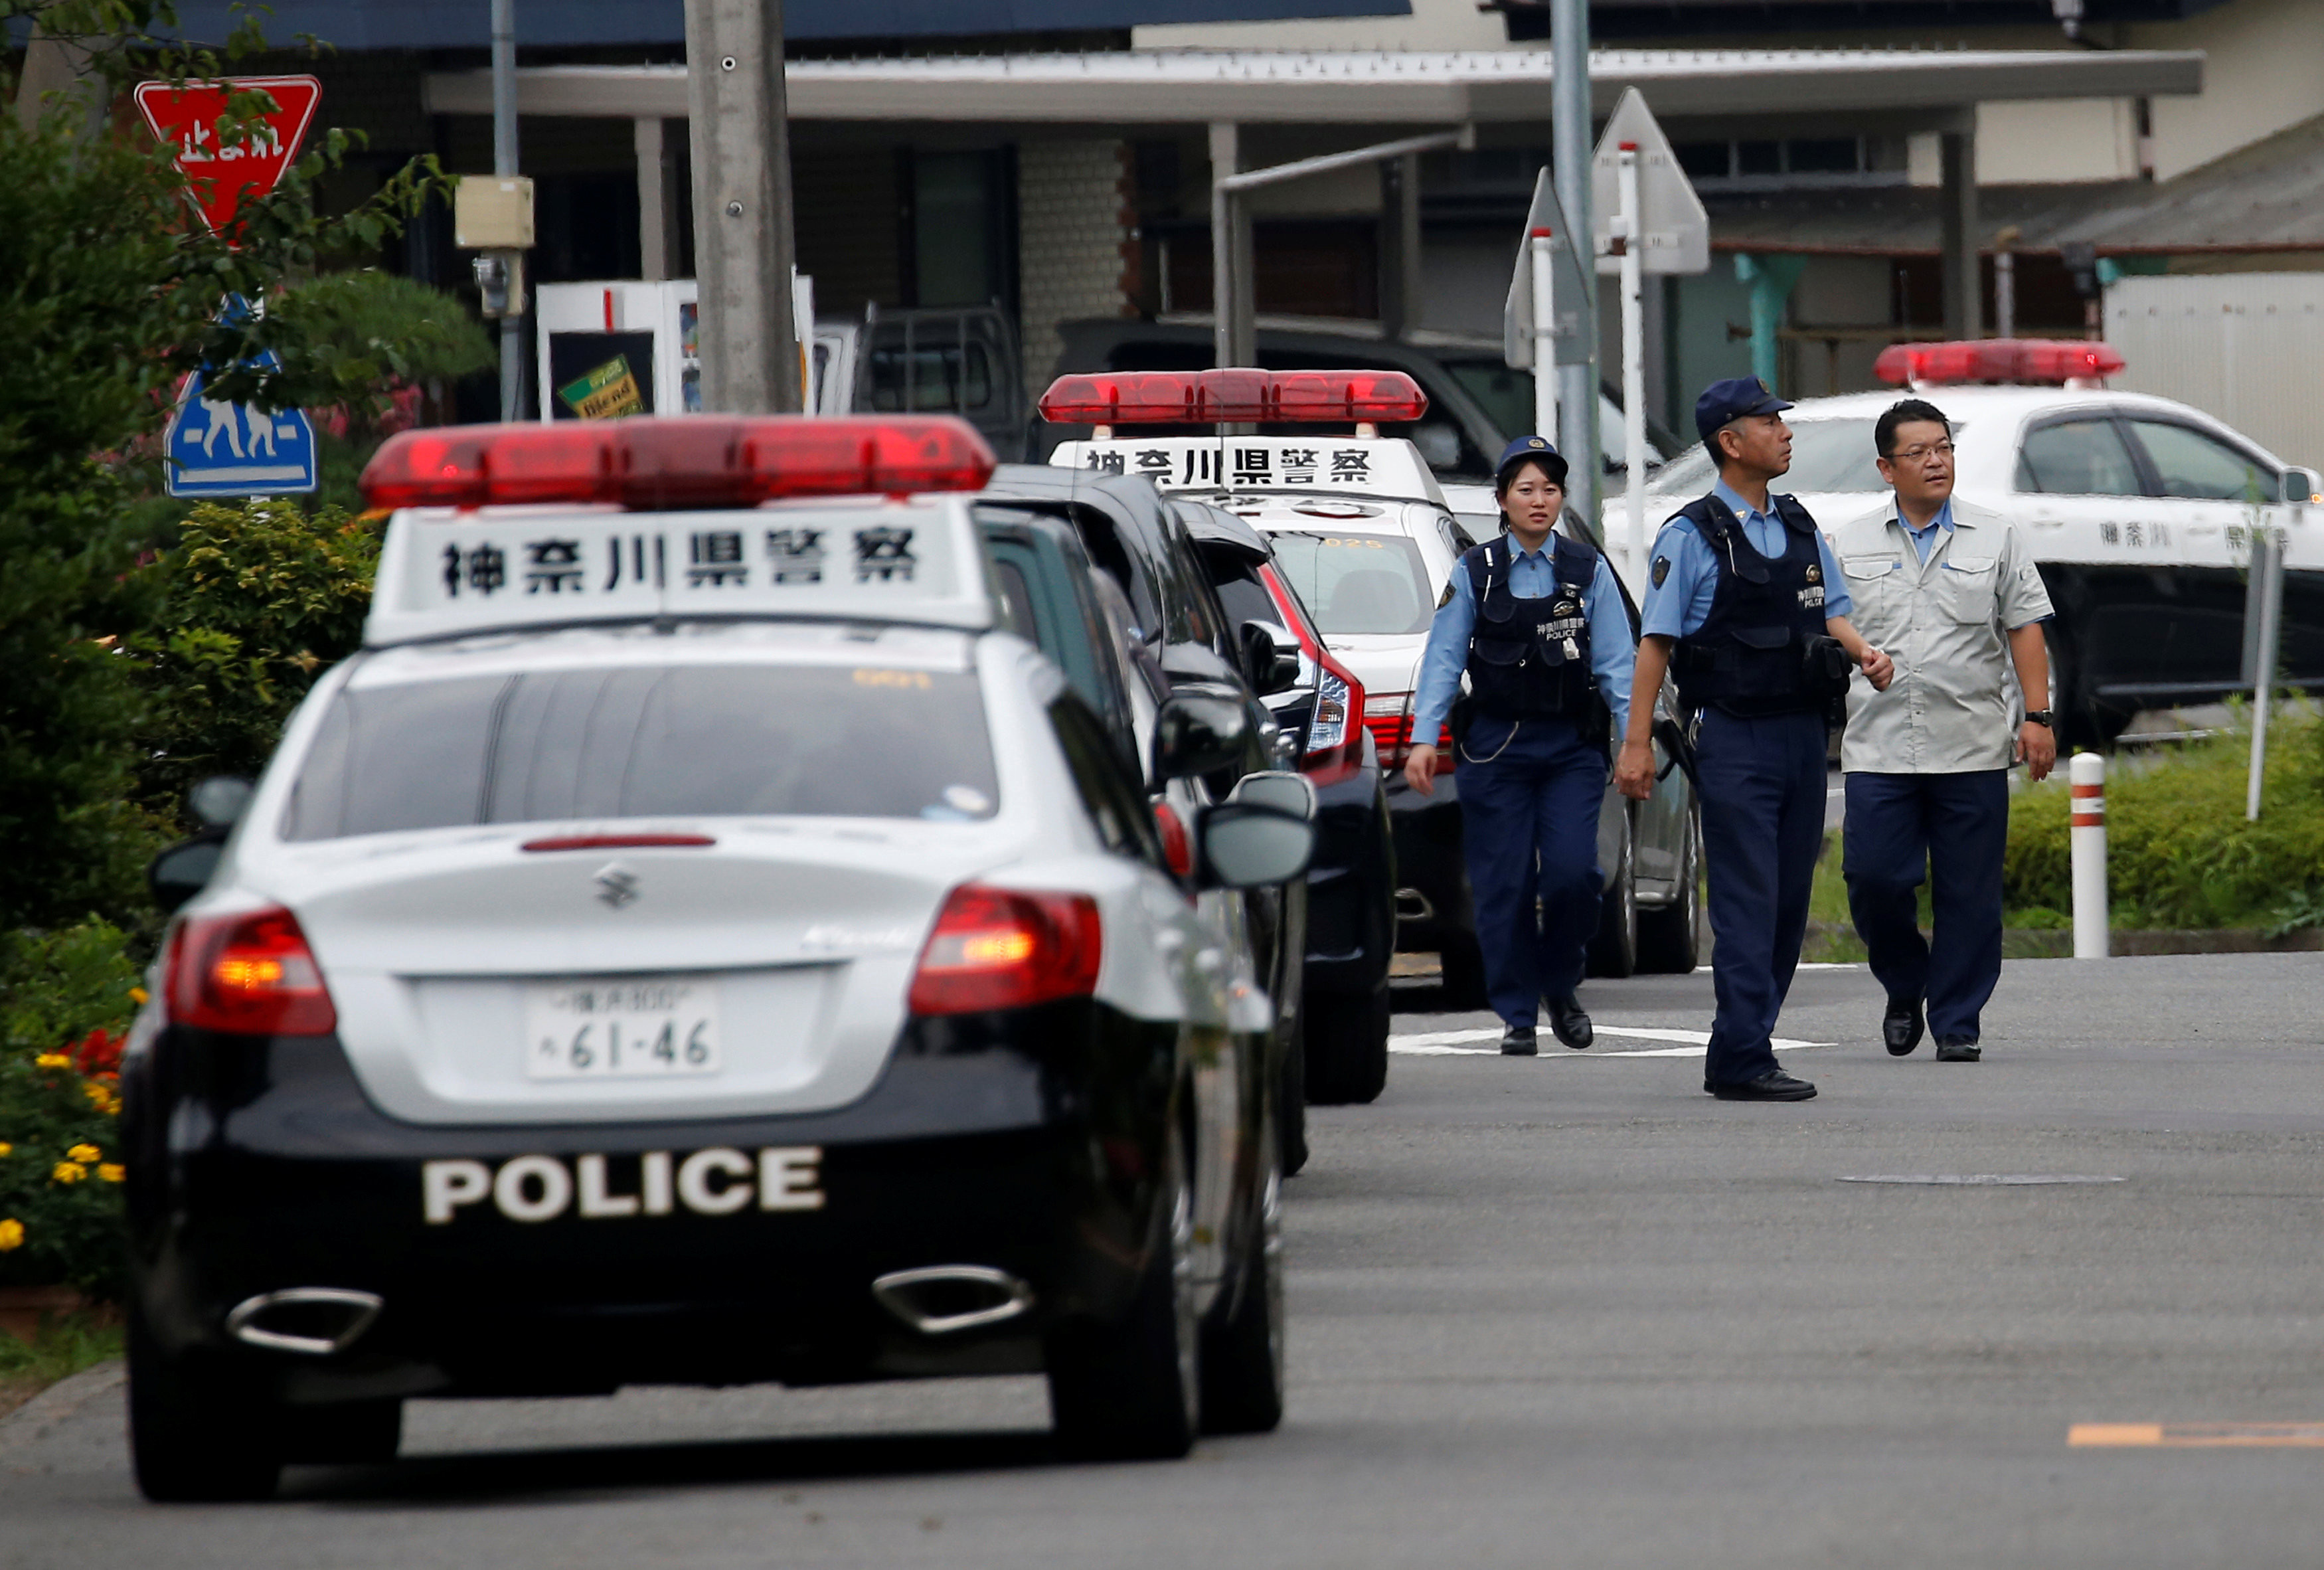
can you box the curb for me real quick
[0,1359,124,1452]
[1804,921,2324,960]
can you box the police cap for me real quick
[1694,377,1793,443]
[1494,434,1569,490]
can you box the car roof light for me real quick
[1873,339,2126,388]
[1036,369,1428,426]
[359,416,997,511]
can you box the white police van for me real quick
[121,414,1311,1500]
[1619,339,2324,742]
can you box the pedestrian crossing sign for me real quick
[163,361,318,497]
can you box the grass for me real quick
[0,1307,123,1422]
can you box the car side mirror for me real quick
[1198,803,1315,890]
[148,837,224,915]
[189,775,254,831]
[2283,467,2322,506]
[1240,621,1301,696]
[1153,692,1249,780]
[1226,769,1317,822]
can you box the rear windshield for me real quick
[1264,531,1438,637]
[282,664,999,841]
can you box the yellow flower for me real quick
[83,1083,111,1110]
[66,1143,101,1164]
[0,1142,11,1158]
[98,1164,125,1183]
[51,1161,86,1184]
[0,1219,22,1252]
[130,986,149,1005]
[33,1053,69,1070]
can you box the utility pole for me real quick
[683,0,803,414]
[1551,0,1599,523]
[490,0,523,422]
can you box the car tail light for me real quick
[1873,339,2125,388]
[164,906,339,1036]
[1036,369,1428,427]
[359,416,997,511]
[908,885,1104,1015]
[1152,802,1195,878]
[1260,565,1366,786]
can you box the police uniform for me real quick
[1639,381,1854,1098]
[1411,437,1635,1053]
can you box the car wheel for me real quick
[1635,808,1701,974]
[1199,1114,1285,1435]
[1438,934,1489,1011]
[129,1306,285,1502]
[1305,985,1389,1105]
[284,1399,403,1465]
[1586,813,1638,980]
[1046,1126,1200,1462]
[1278,1005,1309,1178]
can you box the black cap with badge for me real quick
[1494,434,1569,490]
[1694,377,1793,443]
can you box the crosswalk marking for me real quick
[1390,1025,1835,1058]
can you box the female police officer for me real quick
[1404,436,1634,1056]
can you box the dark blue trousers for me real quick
[1457,714,1606,1027]
[1697,708,1829,1089]
[1842,770,2009,1045]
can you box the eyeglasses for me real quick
[1885,441,1955,463]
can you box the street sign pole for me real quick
[1529,228,1558,444]
[1617,142,1647,580]
[1550,0,1598,527]
[491,0,524,422]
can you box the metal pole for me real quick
[683,0,803,414]
[1618,141,1646,583]
[2070,752,2108,958]
[2246,527,2285,821]
[1209,121,1238,368]
[1551,0,1598,526]
[1529,229,1558,444]
[491,0,523,422]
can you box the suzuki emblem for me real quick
[594,863,639,909]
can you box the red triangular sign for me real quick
[133,75,321,238]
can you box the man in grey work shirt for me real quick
[1835,398,2056,1063]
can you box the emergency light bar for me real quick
[359,415,996,512]
[1037,369,1428,428]
[1874,339,2125,388]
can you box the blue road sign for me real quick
[164,364,318,497]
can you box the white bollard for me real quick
[2070,751,2108,959]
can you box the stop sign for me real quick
[133,74,321,237]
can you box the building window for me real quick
[1667,136,1907,192]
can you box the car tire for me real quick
[1278,1005,1309,1178]
[1046,1126,1200,1462]
[1438,934,1489,1011]
[1586,814,1639,980]
[1305,985,1389,1105]
[284,1399,403,1465]
[1635,809,1701,975]
[129,1307,284,1502]
[1199,1114,1285,1435]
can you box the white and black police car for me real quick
[121,414,1312,1500]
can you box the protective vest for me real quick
[1461,533,1605,734]
[1669,493,1844,719]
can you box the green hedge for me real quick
[2004,725,2324,930]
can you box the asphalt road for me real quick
[9,952,2324,1569]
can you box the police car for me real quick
[120,414,1313,1500]
[1621,339,2324,743]
[1044,369,1702,998]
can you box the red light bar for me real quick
[1874,339,2125,387]
[1037,369,1428,426]
[358,416,997,511]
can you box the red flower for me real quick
[70,1027,124,1077]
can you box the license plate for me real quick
[523,976,721,1080]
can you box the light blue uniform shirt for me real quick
[1902,497,1954,562]
[1411,533,1634,744]
[1639,478,1853,639]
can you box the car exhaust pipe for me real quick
[225,1288,384,1356]
[871,1266,1034,1335]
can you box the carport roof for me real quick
[422,46,2204,126]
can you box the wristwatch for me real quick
[2024,709,2056,730]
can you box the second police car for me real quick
[121,414,1314,1500]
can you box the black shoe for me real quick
[1934,1039,1980,1063]
[1546,996,1593,1050]
[1883,997,1926,1057]
[1710,1070,1818,1102]
[1500,1024,1538,1057]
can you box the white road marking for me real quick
[1390,1025,1835,1058]
[1793,962,1863,971]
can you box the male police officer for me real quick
[1406,436,1634,1055]
[1615,379,1892,1101]
[1835,398,2056,1063]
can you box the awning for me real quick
[423,46,2204,127]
